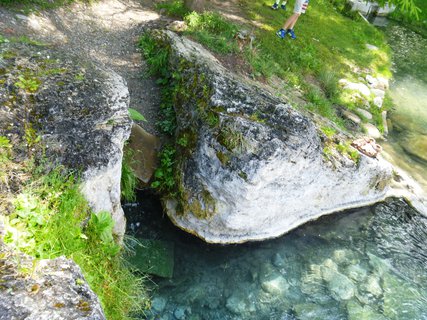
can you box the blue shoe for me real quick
[281,4,286,9]
[287,28,296,39]
[276,28,287,39]
[271,3,279,9]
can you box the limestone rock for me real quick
[356,108,373,120]
[363,123,382,139]
[327,271,356,301]
[0,247,105,320]
[347,301,386,320]
[155,30,393,243]
[260,274,289,295]
[373,96,383,108]
[343,82,371,98]
[0,40,131,238]
[343,110,362,124]
[401,135,427,163]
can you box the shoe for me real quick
[271,3,279,9]
[287,28,296,39]
[276,28,287,39]
[281,4,286,9]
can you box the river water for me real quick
[126,23,427,320]
[382,24,427,192]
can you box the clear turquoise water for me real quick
[125,197,427,320]
[383,24,427,191]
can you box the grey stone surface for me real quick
[0,245,105,320]
[0,40,131,237]
[157,30,393,243]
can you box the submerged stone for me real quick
[129,239,174,278]
[347,301,386,320]
[326,271,356,301]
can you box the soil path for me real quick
[0,0,170,135]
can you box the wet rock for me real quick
[326,270,356,301]
[260,274,289,295]
[151,297,167,313]
[272,253,286,268]
[155,30,393,244]
[345,264,367,282]
[367,253,391,276]
[294,303,342,320]
[320,259,338,282]
[174,306,187,320]
[361,275,382,297]
[225,293,249,315]
[347,301,386,320]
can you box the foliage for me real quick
[389,0,427,36]
[138,34,170,79]
[15,75,41,93]
[1,167,148,319]
[128,108,147,122]
[320,126,336,138]
[155,0,189,18]
[151,145,176,194]
[336,142,360,163]
[184,11,239,54]
[121,148,137,202]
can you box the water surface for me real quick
[126,196,427,320]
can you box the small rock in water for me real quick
[260,274,289,295]
[272,253,286,268]
[363,275,383,297]
[347,300,387,320]
[174,306,186,320]
[225,293,248,315]
[345,264,367,282]
[151,297,167,313]
[327,271,356,301]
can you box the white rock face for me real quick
[159,31,393,244]
[80,70,131,237]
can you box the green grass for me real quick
[121,148,138,202]
[1,163,148,319]
[184,11,239,54]
[155,0,189,18]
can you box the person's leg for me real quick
[289,13,300,29]
[283,13,300,30]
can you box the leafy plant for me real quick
[15,75,41,93]
[121,148,137,202]
[1,167,148,319]
[151,145,176,194]
[128,108,147,121]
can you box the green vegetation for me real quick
[337,141,361,163]
[184,11,239,54]
[155,0,189,18]
[390,0,427,36]
[121,148,138,202]
[151,145,176,194]
[128,108,147,122]
[0,153,148,319]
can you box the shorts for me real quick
[294,0,309,14]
